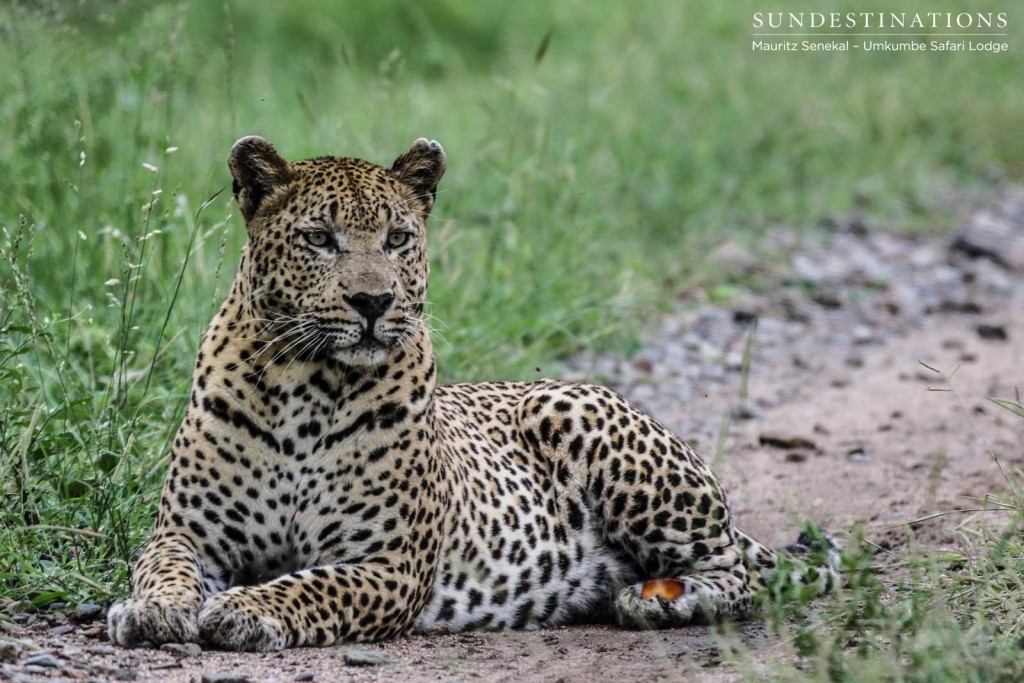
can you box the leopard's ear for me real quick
[391,138,446,215]
[229,136,292,222]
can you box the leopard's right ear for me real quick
[228,136,292,222]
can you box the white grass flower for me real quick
[142,162,159,173]
[78,230,87,241]
[165,146,179,154]
[105,278,121,286]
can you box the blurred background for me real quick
[0,0,1020,605]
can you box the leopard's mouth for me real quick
[312,319,404,365]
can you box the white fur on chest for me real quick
[414,453,628,632]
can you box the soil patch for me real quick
[2,187,1022,682]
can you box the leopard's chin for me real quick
[331,338,393,367]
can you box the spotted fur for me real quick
[107,136,838,652]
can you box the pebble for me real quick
[852,325,876,345]
[81,624,106,639]
[976,324,1008,341]
[160,642,202,657]
[86,645,116,655]
[732,309,758,325]
[74,603,104,623]
[202,672,256,683]
[52,625,74,636]
[23,653,61,668]
[730,403,761,421]
[847,448,869,463]
[758,432,818,451]
[294,674,315,682]
[344,650,393,666]
[113,668,138,681]
[0,642,22,662]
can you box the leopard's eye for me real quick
[386,231,411,249]
[304,231,330,248]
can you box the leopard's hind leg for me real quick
[518,383,763,627]
[518,382,837,629]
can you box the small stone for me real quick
[852,326,876,345]
[730,403,761,421]
[847,448,869,463]
[785,452,807,463]
[86,645,116,655]
[74,603,104,623]
[950,231,1013,269]
[81,625,107,639]
[977,324,1008,341]
[202,672,255,683]
[724,351,744,371]
[632,357,653,374]
[24,653,61,669]
[160,642,202,657]
[113,668,138,681]
[732,309,757,325]
[759,432,819,451]
[52,624,74,636]
[295,674,315,682]
[0,666,13,679]
[811,291,842,309]
[937,299,982,314]
[344,649,393,666]
[0,641,22,662]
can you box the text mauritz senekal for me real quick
[752,39,1009,53]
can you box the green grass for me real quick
[1,0,1023,677]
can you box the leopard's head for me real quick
[229,136,446,367]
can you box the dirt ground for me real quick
[2,187,1021,682]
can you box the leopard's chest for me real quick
[191,381,424,587]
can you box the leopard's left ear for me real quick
[391,138,446,215]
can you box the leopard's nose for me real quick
[343,292,395,322]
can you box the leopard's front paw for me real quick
[198,589,288,652]
[107,598,199,647]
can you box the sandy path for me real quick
[2,187,1021,682]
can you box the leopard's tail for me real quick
[737,525,842,601]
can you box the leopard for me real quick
[107,135,839,652]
